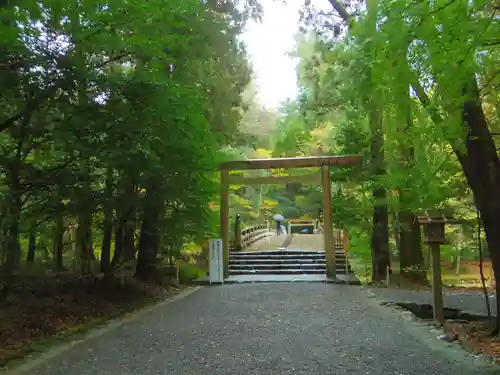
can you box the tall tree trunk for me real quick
[364,0,390,282]
[77,210,94,262]
[112,221,123,267]
[123,219,136,260]
[136,215,157,280]
[453,78,500,333]
[369,102,390,282]
[111,178,136,266]
[411,74,500,331]
[392,33,425,282]
[77,190,95,275]
[398,106,426,282]
[122,183,137,261]
[325,0,390,281]
[100,168,114,274]
[26,226,36,263]
[136,177,164,280]
[392,211,400,253]
[53,213,64,271]
[399,205,425,282]
[77,162,95,267]
[371,188,390,280]
[3,168,22,271]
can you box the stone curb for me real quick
[195,278,362,286]
[364,287,499,370]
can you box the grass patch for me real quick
[178,264,205,284]
[346,256,371,284]
[347,253,495,291]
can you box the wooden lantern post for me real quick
[416,212,457,326]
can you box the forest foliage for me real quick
[0,0,267,364]
[1,0,497,284]
[295,0,498,282]
[0,0,263,277]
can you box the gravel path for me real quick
[17,284,498,375]
[368,287,498,316]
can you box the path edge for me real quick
[1,286,203,375]
[361,286,499,372]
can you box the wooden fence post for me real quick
[234,214,242,251]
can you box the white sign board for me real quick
[209,239,224,284]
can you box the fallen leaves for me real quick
[444,320,500,363]
[0,272,183,367]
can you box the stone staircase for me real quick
[228,249,354,276]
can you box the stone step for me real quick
[233,250,326,256]
[229,258,349,266]
[230,252,333,257]
[229,258,327,264]
[229,268,327,275]
[229,268,355,276]
[229,252,346,258]
[229,256,347,262]
[229,255,326,262]
[230,250,345,256]
[229,263,352,271]
[229,258,327,265]
[229,259,352,266]
[229,263,327,270]
[227,247,355,278]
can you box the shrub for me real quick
[178,264,204,284]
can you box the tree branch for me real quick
[326,0,446,133]
[0,52,129,134]
[327,0,352,23]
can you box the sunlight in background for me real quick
[241,1,301,110]
[242,1,332,110]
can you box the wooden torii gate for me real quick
[218,155,361,277]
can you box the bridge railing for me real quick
[287,219,319,234]
[231,223,272,251]
[333,229,344,250]
[315,226,348,252]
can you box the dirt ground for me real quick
[444,319,500,363]
[0,271,183,367]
